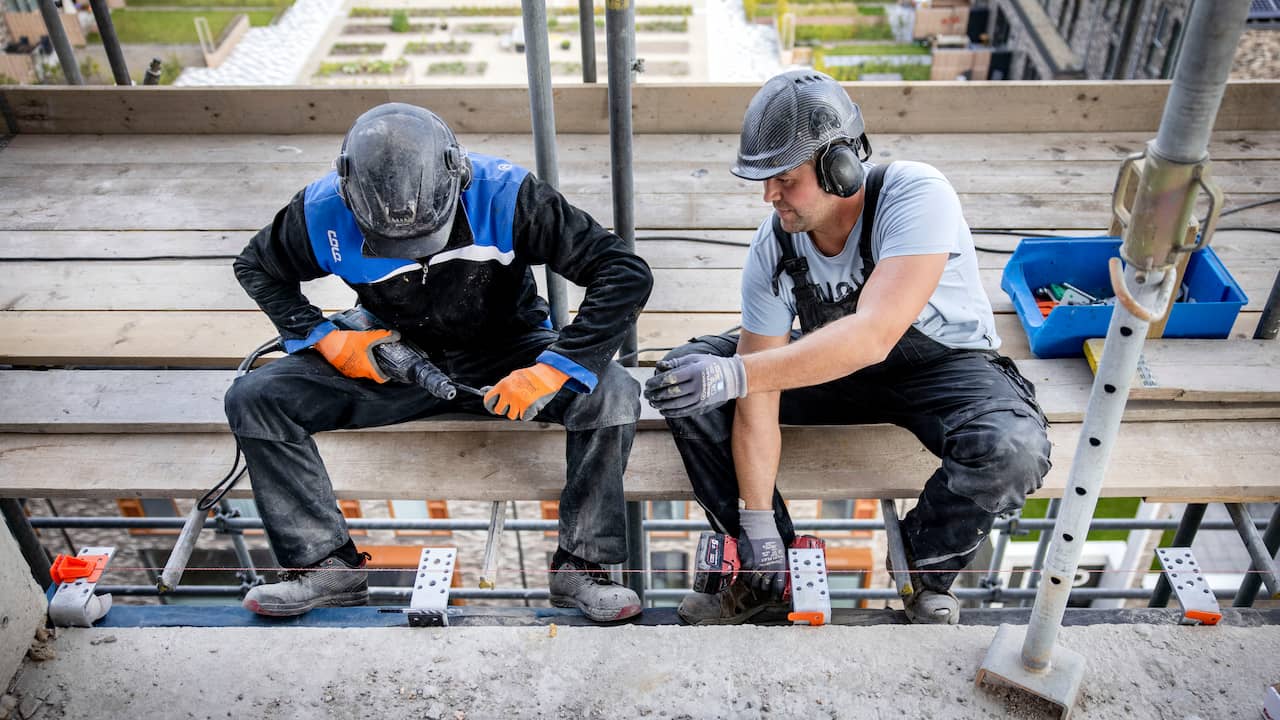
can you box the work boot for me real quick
[677,577,788,625]
[242,553,370,617]
[886,551,960,625]
[548,552,642,623]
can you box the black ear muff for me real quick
[446,145,473,191]
[816,142,864,198]
[458,150,473,191]
[335,152,351,206]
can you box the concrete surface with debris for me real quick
[5,623,1278,719]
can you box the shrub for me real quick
[316,58,409,76]
[426,61,487,75]
[856,3,885,14]
[559,38,571,50]
[636,18,687,32]
[330,42,386,55]
[390,10,410,32]
[403,40,472,54]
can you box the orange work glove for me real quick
[314,328,399,383]
[483,363,571,421]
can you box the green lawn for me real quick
[89,9,279,44]
[820,42,929,56]
[1014,497,1142,543]
[126,0,289,7]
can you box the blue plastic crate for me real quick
[1000,237,1248,358]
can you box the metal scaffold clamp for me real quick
[48,546,116,627]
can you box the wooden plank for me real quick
[5,261,1276,315]
[4,82,1277,134]
[1081,338,1280,402]
[0,420,1276,501]
[6,131,1279,166]
[5,366,1279,436]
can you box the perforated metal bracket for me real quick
[408,547,456,627]
[49,546,116,627]
[787,547,830,626]
[1156,547,1221,626]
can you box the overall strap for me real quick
[856,162,891,278]
[770,213,812,297]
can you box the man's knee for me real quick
[944,407,1051,515]
[661,333,739,363]
[224,371,302,441]
[562,362,641,430]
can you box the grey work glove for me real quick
[643,353,748,418]
[738,509,787,598]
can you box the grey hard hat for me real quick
[731,69,866,181]
[337,103,472,259]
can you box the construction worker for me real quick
[645,70,1051,625]
[225,103,652,622]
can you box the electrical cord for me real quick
[196,336,284,512]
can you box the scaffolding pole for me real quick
[578,0,597,83]
[88,0,131,85]
[976,1,1251,716]
[520,0,570,331]
[36,0,82,85]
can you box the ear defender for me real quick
[816,142,864,198]
[446,145,473,191]
[335,149,351,206]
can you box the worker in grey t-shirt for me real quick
[645,69,1052,626]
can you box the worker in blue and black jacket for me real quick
[225,103,652,622]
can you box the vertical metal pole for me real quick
[578,0,597,83]
[1017,0,1249,671]
[1233,503,1280,606]
[1253,271,1280,340]
[88,0,131,85]
[1024,498,1059,598]
[520,0,571,330]
[37,0,82,85]
[1149,502,1206,607]
[1225,503,1280,600]
[606,0,638,365]
[980,516,1014,607]
[218,501,262,591]
[1,499,53,590]
[625,501,646,601]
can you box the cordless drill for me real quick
[328,307,467,400]
[692,531,825,598]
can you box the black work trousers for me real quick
[662,328,1052,592]
[224,328,639,568]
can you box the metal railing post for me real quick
[976,1,1252,714]
[1232,503,1280,606]
[578,0,597,83]
[36,0,82,85]
[605,0,638,365]
[520,0,570,331]
[88,0,131,85]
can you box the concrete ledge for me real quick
[0,519,44,690]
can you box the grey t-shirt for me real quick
[740,160,1000,350]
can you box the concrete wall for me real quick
[0,522,45,690]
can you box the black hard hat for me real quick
[337,103,472,259]
[731,69,867,181]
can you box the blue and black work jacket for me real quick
[232,153,652,393]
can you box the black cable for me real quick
[196,337,283,512]
[1215,196,1280,219]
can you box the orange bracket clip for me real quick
[787,611,827,627]
[1184,610,1222,626]
[50,553,110,585]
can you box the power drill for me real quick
[692,531,825,598]
[328,307,465,401]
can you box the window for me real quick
[116,498,180,535]
[388,499,451,537]
[649,500,690,538]
[540,500,559,538]
[816,498,879,538]
[825,547,873,609]
[361,545,465,606]
[650,550,689,590]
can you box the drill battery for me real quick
[692,531,826,596]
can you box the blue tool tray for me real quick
[1000,237,1248,358]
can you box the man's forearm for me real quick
[732,393,783,511]
[742,313,891,394]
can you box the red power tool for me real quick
[692,531,825,598]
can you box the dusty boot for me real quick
[243,553,370,617]
[548,552,642,623]
[677,577,788,625]
[904,589,960,625]
[886,551,961,625]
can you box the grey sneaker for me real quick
[677,578,788,625]
[548,556,641,623]
[243,553,370,617]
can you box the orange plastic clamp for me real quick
[50,554,109,585]
[1185,610,1222,626]
[787,611,826,627]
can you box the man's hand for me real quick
[643,353,748,418]
[314,328,399,383]
[483,363,570,421]
[737,508,787,597]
